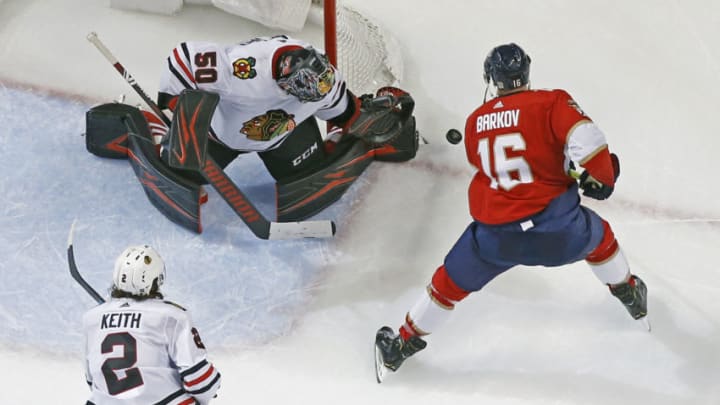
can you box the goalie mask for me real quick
[276,47,335,102]
[112,245,166,296]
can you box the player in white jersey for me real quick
[82,245,221,404]
[154,34,418,180]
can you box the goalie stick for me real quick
[86,32,335,240]
[67,220,105,305]
[87,32,170,127]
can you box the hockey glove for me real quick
[579,153,620,200]
[345,87,415,146]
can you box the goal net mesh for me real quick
[314,0,404,96]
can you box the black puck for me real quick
[446,128,462,145]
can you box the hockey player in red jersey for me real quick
[82,245,221,404]
[374,43,648,379]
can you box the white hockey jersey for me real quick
[83,298,221,405]
[159,35,351,152]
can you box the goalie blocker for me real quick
[84,87,418,231]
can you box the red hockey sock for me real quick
[586,220,619,263]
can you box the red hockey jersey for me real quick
[464,89,609,224]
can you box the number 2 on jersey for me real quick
[101,332,144,395]
[477,133,533,191]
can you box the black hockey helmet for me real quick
[275,46,335,102]
[483,43,531,91]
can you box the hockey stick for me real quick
[87,32,171,127]
[67,220,105,304]
[86,32,336,239]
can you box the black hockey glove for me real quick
[578,153,620,200]
[346,87,415,146]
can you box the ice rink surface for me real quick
[1,0,719,403]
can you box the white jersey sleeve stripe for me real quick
[180,359,208,377]
[166,57,194,90]
[170,45,196,86]
[181,359,221,399]
[316,80,350,121]
[184,364,216,387]
[187,372,221,395]
[566,121,608,164]
[325,81,347,110]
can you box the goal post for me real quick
[323,0,337,67]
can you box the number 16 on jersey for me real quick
[477,133,533,191]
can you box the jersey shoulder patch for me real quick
[163,300,187,311]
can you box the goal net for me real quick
[311,0,403,96]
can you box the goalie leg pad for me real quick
[166,89,218,171]
[128,131,204,234]
[276,138,374,221]
[86,102,204,232]
[85,103,145,159]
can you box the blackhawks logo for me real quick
[233,57,257,79]
[241,110,296,141]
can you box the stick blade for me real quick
[67,220,105,304]
[268,220,336,240]
[67,218,77,247]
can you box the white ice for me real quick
[1,0,719,404]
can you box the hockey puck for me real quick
[446,129,462,145]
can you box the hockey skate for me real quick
[374,326,426,383]
[610,275,650,330]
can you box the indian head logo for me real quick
[233,57,257,79]
[241,110,297,141]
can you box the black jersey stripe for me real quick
[180,42,192,64]
[153,388,196,405]
[167,57,194,90]
[326,81,347,110]
[180,359,209,378]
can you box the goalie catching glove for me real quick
[344,87,415,146]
